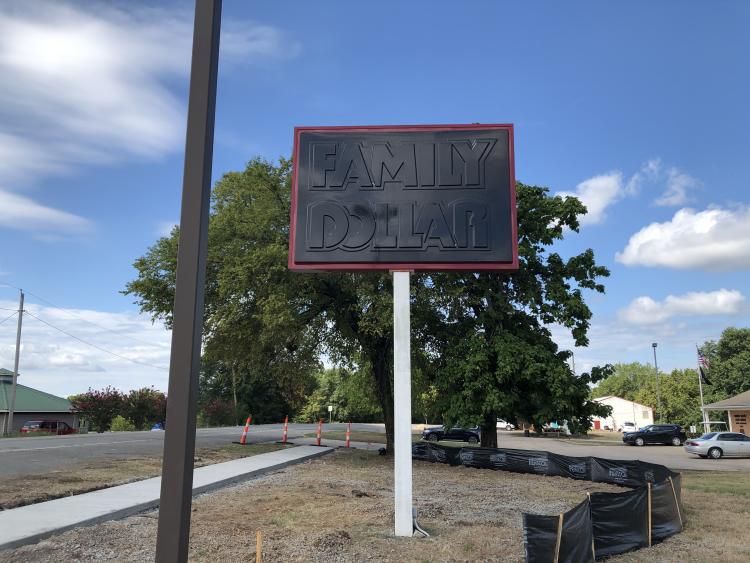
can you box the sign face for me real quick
[288,124,517,271]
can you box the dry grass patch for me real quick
[0,443,288,510]
[2,450,749,562]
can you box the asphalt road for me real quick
[3,424,748,477]
[0,423,383,477]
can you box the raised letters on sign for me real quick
[289,125,517,271]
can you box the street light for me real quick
[652,343,661,422]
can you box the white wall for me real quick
[593,397,654,430]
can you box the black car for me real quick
[622,424,687,446]
[421,426,480,444]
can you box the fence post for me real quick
[587,492,595,561]
[553,512,564,563]
[647,482,652,547]
[668,476,684,530]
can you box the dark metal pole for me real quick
[155,1,221,561]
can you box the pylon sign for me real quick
[288,124,517,271]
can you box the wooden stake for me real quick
[669,476,684,530]
[553,513,564,563]
[256,531,262,563]
[647,483,652,547]
[587,493,595,561]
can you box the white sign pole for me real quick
[393,270,412,537]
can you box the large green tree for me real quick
[701,327,750,400]
[423,183,611,446]
[592,362,659,401]
[125,160,611,451]
[635,368,703,428]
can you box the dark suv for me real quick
[622,424,686,446]
[422,426,480,444]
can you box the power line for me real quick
[0,282,161,348]
[0,311,17,326]
[23,310,168,371]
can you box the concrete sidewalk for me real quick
[0,445,333,551]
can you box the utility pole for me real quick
[651,342,660,423]
[7,290,24,436]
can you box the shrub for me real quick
[69,387,125,432]
[110,415,137,432]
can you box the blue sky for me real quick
[1,1,749,396]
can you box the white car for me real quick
[619,421,637,433]
[684,432,750,459]
[496,419,515,431]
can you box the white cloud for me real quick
[0,297,171,396]
[0,1,299,235]
[549,316,739,376]
[0,189,91,234]
[618,289,745,325]
[558,172,624,226]
[558,160,660,226]
[616,206,750,271]
[654,167,699,206]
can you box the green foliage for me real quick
[69,387,125,432]
[297,368,382,423]
[423,182,611,445]
[123,387,166,430]
[701,327,750,401]
[110,415,137,432]
[592,362,658,401]
[635,368,703,428]
[125,158,321,426]
[124,159,611,451]
[199,397,235,427]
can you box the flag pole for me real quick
[696,344,707,431]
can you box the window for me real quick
[641,410,649,419]
[718,433,738,441]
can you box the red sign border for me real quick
[288,124,518,272]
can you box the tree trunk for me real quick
[370,347,395,453]
[480,411,497,448]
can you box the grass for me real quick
[680,470,750,499]
[0,442,290,510]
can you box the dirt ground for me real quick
[0,443,288,510]
[1,448,748,562]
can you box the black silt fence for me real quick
[411,442,685,562]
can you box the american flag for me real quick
[697,349,710,370]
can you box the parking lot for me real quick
[496,432,750,471]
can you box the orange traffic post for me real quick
[282,415,289,444]
[239,415,252,445]
[345,421,352,448]
[316,419,323,446]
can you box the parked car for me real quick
[618,421,637,433]
[422,426,480,444]
[684,432,750,459]
[496,419,515,431]
[622,424,686,446]
[20,420,77,435]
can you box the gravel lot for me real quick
[1,448,747,562]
